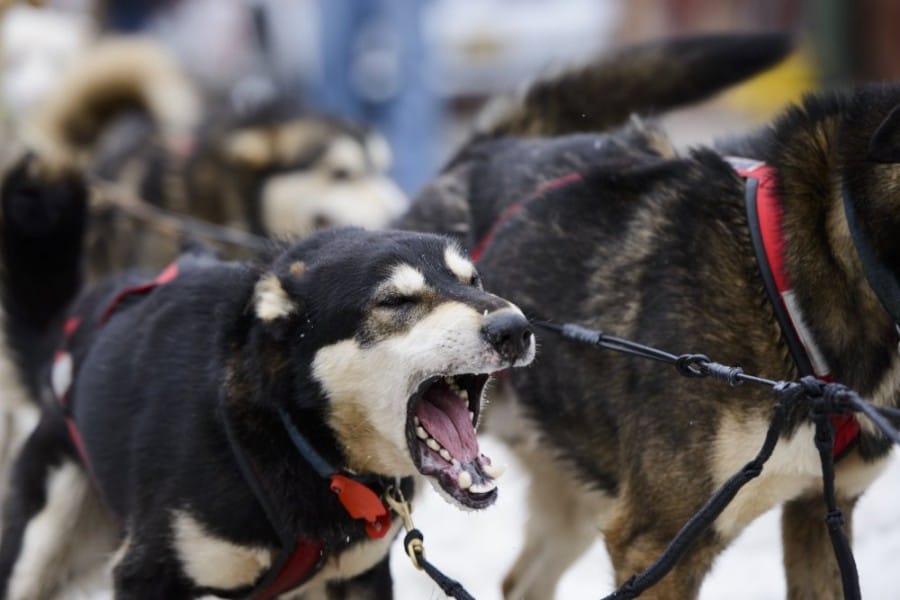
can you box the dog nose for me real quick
[482,311,533,364]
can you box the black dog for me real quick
[0,155,533,599]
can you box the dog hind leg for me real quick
[0,411,113,599]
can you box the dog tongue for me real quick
[416,382,478,463]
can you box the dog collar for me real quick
[732,157,859,458]
[220,409,395,600]
[276,406,394,539]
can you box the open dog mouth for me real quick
[406,374,502,509]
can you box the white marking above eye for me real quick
[385,264,427,297]
[444,246,475,283]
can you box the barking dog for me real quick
[28,36,407,278]
[0,159,533,598]
[395,33,900,599]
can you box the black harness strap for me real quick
[841,178,900,327]
[220,412,326,600]
[743,172,814,376]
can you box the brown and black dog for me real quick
[398,32,900,598]
[28,37,407,279]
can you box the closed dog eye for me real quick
[377,294,418,309]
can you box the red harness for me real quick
[472,164,859,458]
[734,159,859,458]
[51,264,391,598]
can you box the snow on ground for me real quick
[393,437,900,599]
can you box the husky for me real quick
[0,153,534,598]
[396,32,898,599]
[29,36,407,278]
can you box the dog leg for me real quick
[501,442,613,600]
[604,495,722,600]
[112,531,195,600]
[0,412,113,600]
[782,493,857,600]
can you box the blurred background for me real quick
[1,0,896,194]
[2,1,900,599]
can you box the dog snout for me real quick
[482,311,534,365]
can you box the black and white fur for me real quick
[0,161,534,599]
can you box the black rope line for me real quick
[403,529,476,600]
[811,411,861,600]
[529,320,900,600]
[875,405,900,420]
[849,398,900,446]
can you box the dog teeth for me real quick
[457,470,473,490]
[445,377,466,399]
[469,481,497,494]
[417,424,458,465]
[414,416,420,425]
[482,462,506,480]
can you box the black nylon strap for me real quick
[276,406,336,479]
[842,178,900,326]
[220,408,326,597]
[745,175,814,376]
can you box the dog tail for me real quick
[480,32,794,138]
[0,155,89,396]
[27,36,200,166]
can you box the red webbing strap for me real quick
[253,539,325,600]
[470,172,583,262]
[55,264,182,511]
[100,262,179,325]
[735,160,859,458]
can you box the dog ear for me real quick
[224,128,272,169]
[868,104,900,163]
[251,262,309,339]
[253,274,295,321]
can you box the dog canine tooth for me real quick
[415,426,428,440]
[469,481,497,494]
[482,462,506,480]
[457,470,473,490]
[426,438,441,452]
